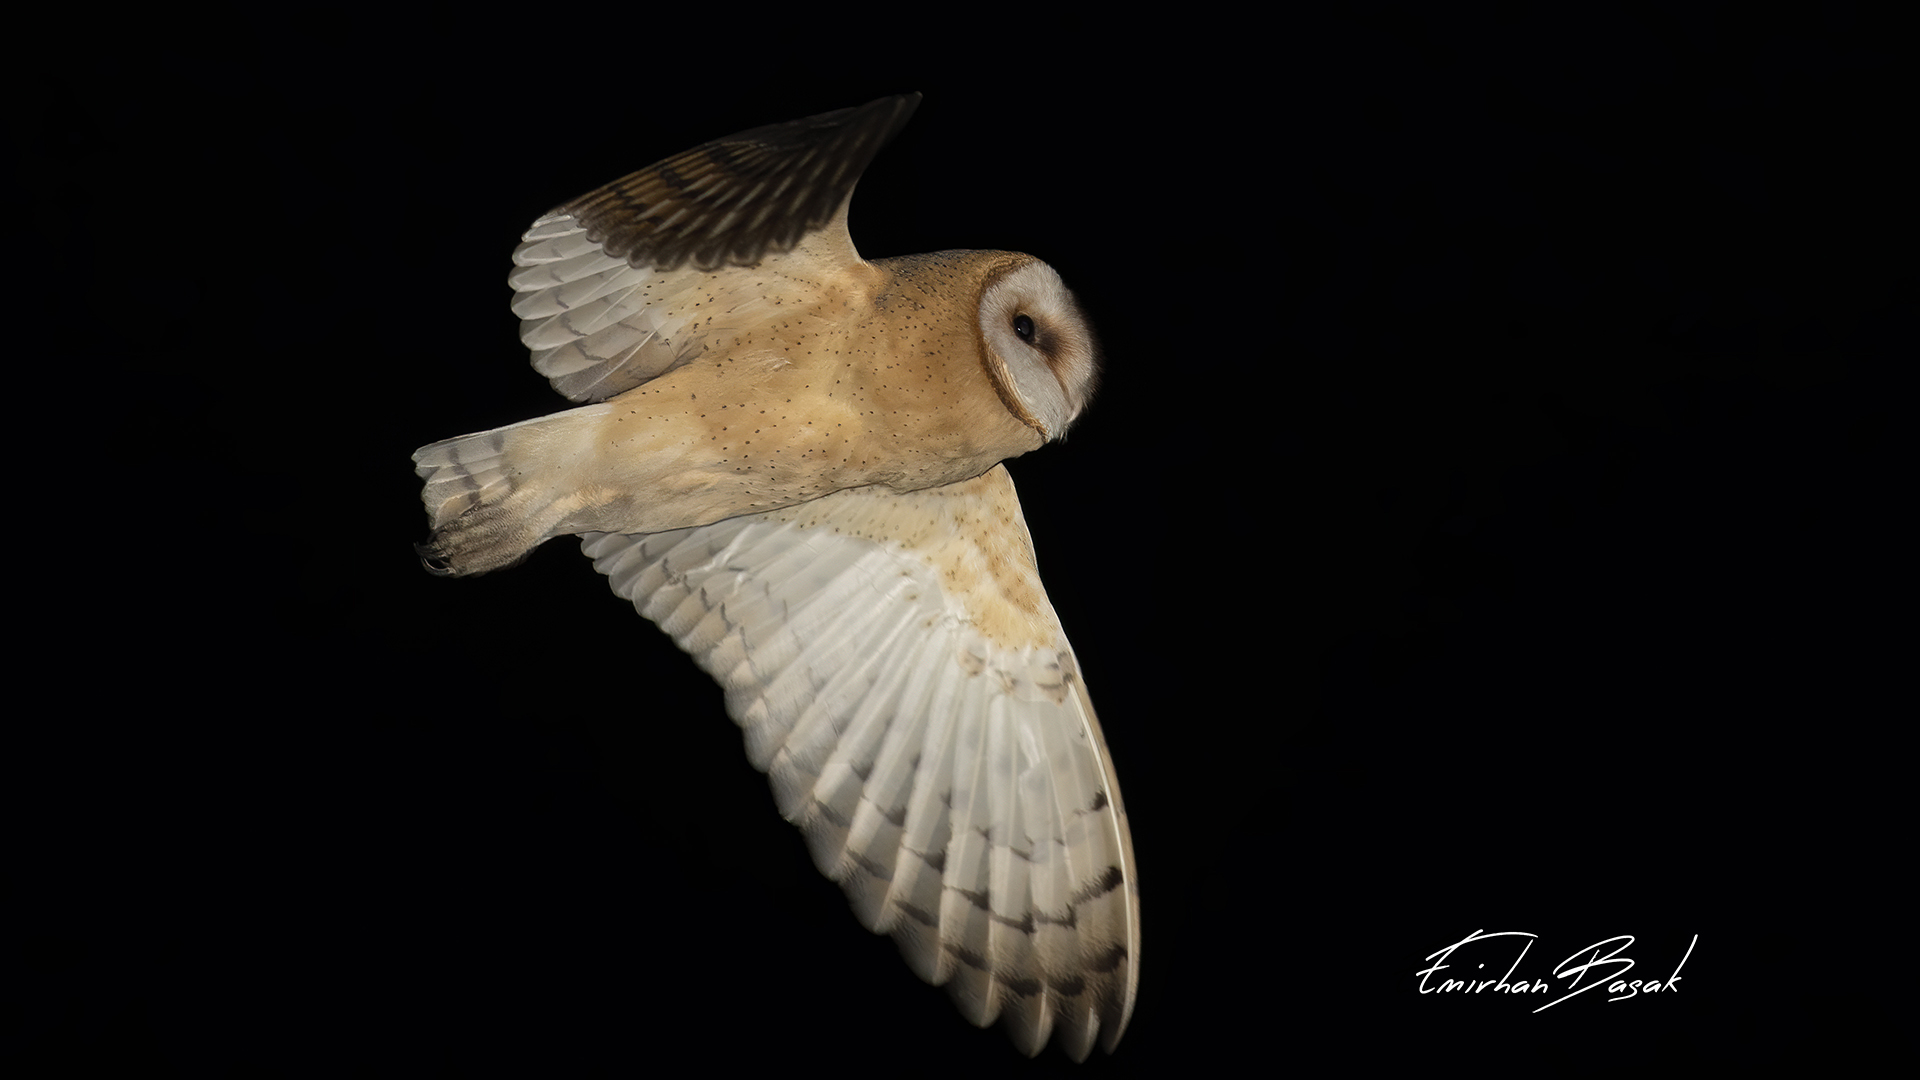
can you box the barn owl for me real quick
[411,94,1137,1060]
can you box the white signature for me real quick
[1416,930,1698,1013]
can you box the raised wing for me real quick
[579,464,1138,1060]
[506,94,920,402]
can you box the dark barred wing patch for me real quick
[557,93,921,272]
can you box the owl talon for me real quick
[415,543,455,577]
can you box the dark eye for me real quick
[1012,313,1035,342]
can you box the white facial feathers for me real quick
[975,259,1101,440]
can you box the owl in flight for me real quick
[412,94,1138,1060]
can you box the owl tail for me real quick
[411,406,609,577]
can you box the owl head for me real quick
[873,249,1101,443]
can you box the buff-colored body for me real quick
[494,252,1041,533]
[416,234,1077,574]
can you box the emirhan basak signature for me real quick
[1417,930,1698,1013]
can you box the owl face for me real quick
[975,257,1101,439]
[412,95,1137,1061]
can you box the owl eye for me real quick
[1013,313,1035,342]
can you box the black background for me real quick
[13,4,1907,1075]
